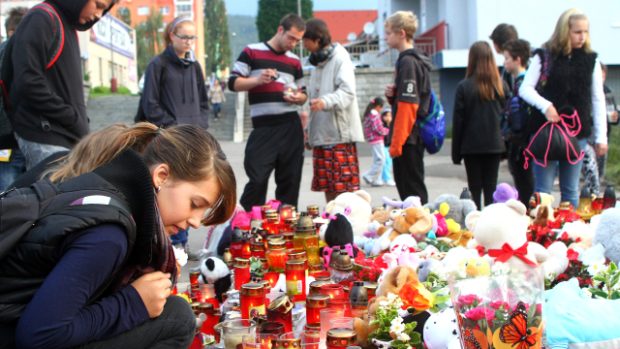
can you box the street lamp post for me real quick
[110,16,117,93]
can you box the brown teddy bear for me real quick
[372,207,433,255]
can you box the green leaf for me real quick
[589,288,608,299]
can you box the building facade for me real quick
[113,0,205,76]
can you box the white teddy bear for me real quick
[467,199,539,270]
[322,190,372,238]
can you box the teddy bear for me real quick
[323,190,372,238]
[467,200,539,270]
[199,256,232,303]
[593,207,620,264]
[423,306,462,349]
[425,193,477,228]
[528,192,555,220]
[371,206,433,256]
[366,206,392,238]
[321,213,358,269]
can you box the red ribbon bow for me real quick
[487,242,537,267]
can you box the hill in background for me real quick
[228,15,258,64]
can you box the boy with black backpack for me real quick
[502,39,534,207]
[384,10,431,204]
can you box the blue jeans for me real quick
[532,138,587,207]
[382,146,393,183]
[0,148,26,191]
[15,135,69,170]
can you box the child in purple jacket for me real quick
[362,97,389,186]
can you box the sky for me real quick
[225,0,378,16]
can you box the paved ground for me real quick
[86,95,514,281]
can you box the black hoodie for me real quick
[8,0,115,148]
[140,45,209,129]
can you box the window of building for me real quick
[177,4,192,14]
[161,6,170,15]
[137,6,150,16]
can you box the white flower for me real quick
[397,332,410,342]
[587,261,606,276]
[390,317,405,335]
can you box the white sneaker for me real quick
[385,180,396,186]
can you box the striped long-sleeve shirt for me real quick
[228,42,303,119]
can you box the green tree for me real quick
[256,0,313,42]
[204,0,232,74]
[117,6,131,26]
[135,8,164,78]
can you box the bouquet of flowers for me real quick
[449,263,544,348]
[368,293,423,349]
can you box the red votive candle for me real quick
[234,257,251,290]
[285,260,306,302]
[240,282,266,319]
[306,294,329,325]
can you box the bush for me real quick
[605,125,620,186]
[92,86,111,94]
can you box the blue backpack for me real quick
[418,90,446,154]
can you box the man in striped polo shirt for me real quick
[229,14,307,211]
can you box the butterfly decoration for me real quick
[499,302,538,349]
[462,327,489,349]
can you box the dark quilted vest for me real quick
[532,48,597,139]
[0,172,136,323]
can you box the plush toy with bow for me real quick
[322,213,358,269]
[467,199,539,270]
[323,190,372,237]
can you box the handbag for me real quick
[523,109,584,169]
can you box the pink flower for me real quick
[489,301,509,310]
[457,294,480,306]
[464,307,495,322]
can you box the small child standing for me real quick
[380,107,396,186]
[362,97,389,186]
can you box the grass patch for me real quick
[605,125,620,186]
[90,85,134,97]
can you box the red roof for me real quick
[313,10,377,44]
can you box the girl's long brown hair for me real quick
[49,122,236,226]
[466,41,504,101]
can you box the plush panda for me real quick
[200,256,232,303]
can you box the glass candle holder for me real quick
[189,269,201,286]
[243,334,261,349]
[267,294,294,333]
[234,258,251,291]
[274,336,301,349]
[320,308,345,345]
[264,271,280,289]
[266,240,287,273]
[325,328,357,349]
[319,283,346,300]
[363,282,377,302]
[251,239,266,259]
[327,298,352,317]
[307,205,320,218]
[302,328,321,349]
[306,294,329,325]
[285,260,307,302]
[240,282,266,319]
[329,317,354,331]
[259,321,285,336]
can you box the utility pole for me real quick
[297,0,303,58]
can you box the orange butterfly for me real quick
[499,302,537,349]
[462,327,488,349]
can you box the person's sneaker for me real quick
[371,180,384,187]
[385,180,396,186]
[362,174,372,185]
